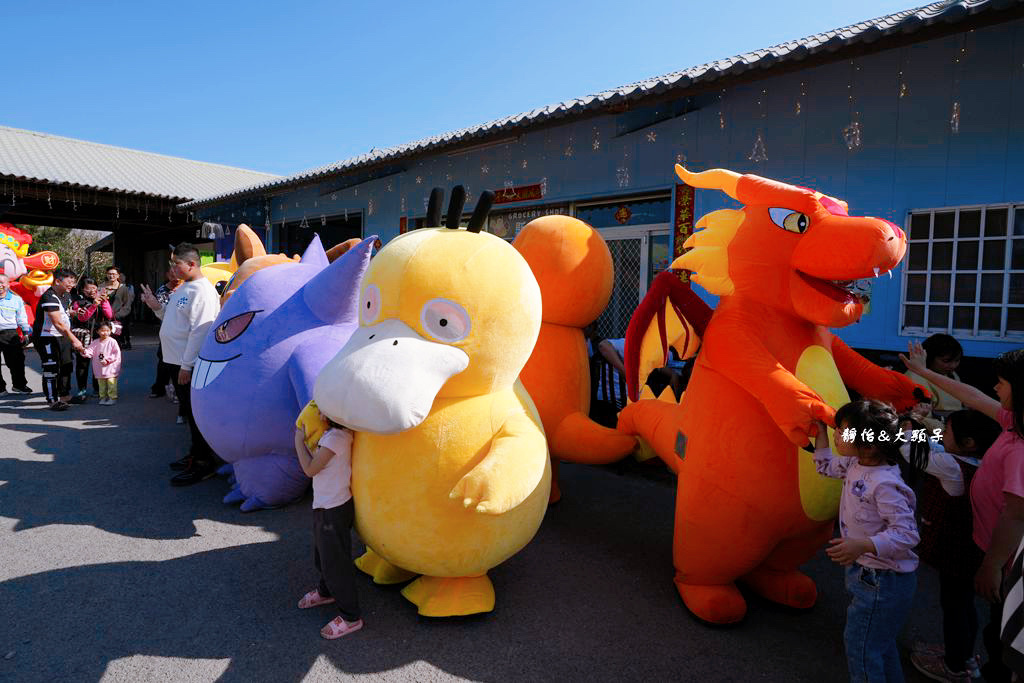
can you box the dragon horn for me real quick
[674,165,741,201]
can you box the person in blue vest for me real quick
[0,273,33,395]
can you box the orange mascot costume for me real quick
[514,216,638,502]
[617,166,925,624]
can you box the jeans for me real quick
[844,564,916,682]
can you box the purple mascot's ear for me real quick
[299,234,329,268]
[302,236,377,324]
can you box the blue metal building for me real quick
[181,0,1024,358]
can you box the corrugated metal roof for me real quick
[181,0,1018,209]
[0,125,280,201]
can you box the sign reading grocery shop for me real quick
[492,183,544,205]
[487,204,569,239]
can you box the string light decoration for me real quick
[842,60,863,151]
[950,32,969,134]
[592,127,601,151]
[749,88,768,163]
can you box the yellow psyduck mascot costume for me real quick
[312,187,551,617]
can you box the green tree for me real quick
[20,225,112,281]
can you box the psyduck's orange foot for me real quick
[354,548,417,585]
[674,576,746,624]
[401,575,495,617]
[740,566,817,610]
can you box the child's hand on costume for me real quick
[811,420,829,450]
[826,537,874,566]
[910,401,932,421]
[294,427,310,459]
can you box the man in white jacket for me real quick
[146,243,220,486]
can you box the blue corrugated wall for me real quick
[196,18,1024,358]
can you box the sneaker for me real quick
[966,655,981,679]
[149,391,165,398]
[320,616,363,640]
[107,399,116,406]
[12,386,32,394]
[0,388,7,396]
[49,401,70,411]
[175,415,185,424]
[169,455,193,471]
[69,395,86,405]
[910,651,973,682]
[170,462,216,486]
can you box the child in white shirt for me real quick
[294,415,363,640]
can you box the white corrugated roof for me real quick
[0,125,280,201]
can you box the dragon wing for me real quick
[623,270,713,403]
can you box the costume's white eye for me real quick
[214,310,258,344]
[420,298,471,343]
[361,284,381,325]
[768,208,810,234]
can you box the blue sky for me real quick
[5,0,916,176]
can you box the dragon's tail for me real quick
[617,270,712,467]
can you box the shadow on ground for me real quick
[0,334,946,681]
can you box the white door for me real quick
[595,224,670,340]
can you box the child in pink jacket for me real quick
[83,321,122,405]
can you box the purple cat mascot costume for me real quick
[192,230,375,511]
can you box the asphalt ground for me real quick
[0,331,963,681]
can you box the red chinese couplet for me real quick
[673,183,695,259]
[673,183,695,283]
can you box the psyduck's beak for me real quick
[313,319,470,434]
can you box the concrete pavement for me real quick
[0,334,951,681]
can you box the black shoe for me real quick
[50,401,70,411]
[149,391,166,398]
[170,462,216,486]
[12,386,32,394]
[69,395,86,405]
[169,455,193,471]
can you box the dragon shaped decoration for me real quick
[617,165,925,624]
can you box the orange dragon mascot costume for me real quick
[0,223,59,327]
[617,165,925,624]
[513,216,638,502]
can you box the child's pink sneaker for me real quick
[297,589,335,609]
[320,616,363,639]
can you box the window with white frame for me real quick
[901,205,1024,339]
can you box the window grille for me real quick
[901,205,1024,339]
